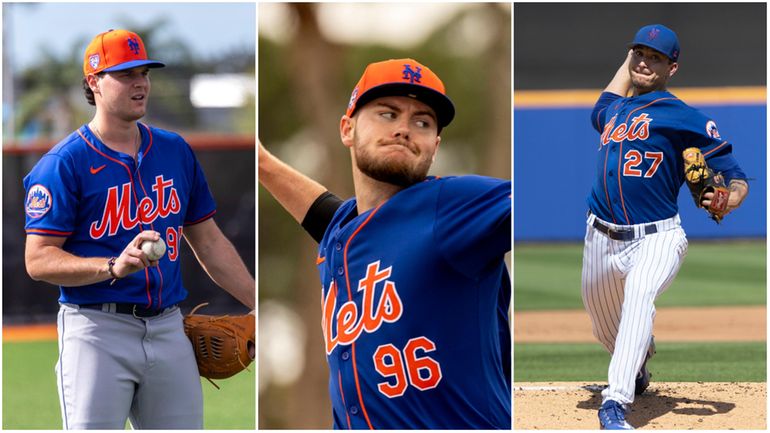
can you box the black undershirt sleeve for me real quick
[301,191,344,243]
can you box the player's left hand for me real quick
[701,190,732,215]
[703,179,749,216]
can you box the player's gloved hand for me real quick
[112,230,162,278]
[702,179,749,218]
[183,303,255,388]
[683,147,730,223]
[248,310,256,358]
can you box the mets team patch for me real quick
[25,184,52,218]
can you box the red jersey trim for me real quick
[703,141,728,157]
[338,370,352,429]
[26,228,73,236]
[79,128,154,308]
[602,144,616,224]
[342,204,384,430]
[133,125,164,308]
[617,97,677,225]
[138,123,155,157]
[184,209,217,226]
[595,107,607,131]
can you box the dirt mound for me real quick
[515,381,766,430]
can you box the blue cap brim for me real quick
[103,59,166,72]
[628,42,677,62]
[351,82,455,128]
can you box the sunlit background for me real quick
[2,3,256,429]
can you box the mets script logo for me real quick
[89,175,181,239]
[402,64,422,84]
[321,261,403,354]
[127,37,141,55]
[600,113,653,148]
[26,184,52,218]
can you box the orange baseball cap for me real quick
[83,29,165,76]
[346,58,455,128]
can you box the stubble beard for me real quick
[353,132,433,188]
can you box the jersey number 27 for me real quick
[623,150,663,178]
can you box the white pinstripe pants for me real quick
[581,213,688,405]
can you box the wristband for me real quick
[107,257,120,285]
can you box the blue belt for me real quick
[80,303,176,318]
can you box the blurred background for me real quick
[258,2,511,428]
[2,3,255,429]
[513,2,766,421]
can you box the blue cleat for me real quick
[598,400,633,430]
[635,337,656,395]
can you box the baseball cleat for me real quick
[598,399,634,430]
[635,337,656,395]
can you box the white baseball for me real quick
[141,238,167,261]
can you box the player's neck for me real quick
[633,85,667,97]
[89,115,141,157]
[352,170,403,214]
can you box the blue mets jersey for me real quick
[587,90,746,224]
[317,175,511,429]
[23,123,216,309]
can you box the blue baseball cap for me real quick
[628,24,680,62]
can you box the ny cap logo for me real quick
[647,28,660,41]
[127,37,141,55]
[402,64,422,84]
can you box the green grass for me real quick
[514,342,766,382]
[3,341,255,429]
[514,240,766,310]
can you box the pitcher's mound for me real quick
[515,382,766,430]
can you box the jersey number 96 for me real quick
[372,336,443,398]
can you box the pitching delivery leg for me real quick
[603,228,687,404]
[581,220,625,354]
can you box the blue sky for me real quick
[4,2,256,72]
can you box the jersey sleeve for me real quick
[590,92,622,133]
[182,142,217,225]
[435,176,511,278]
[681,110,748,182]
[23,154,79,236]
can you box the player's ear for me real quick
[668,62,679,78]
[86,74,101,94]
[340,115,355,148]
[431,135,441,163]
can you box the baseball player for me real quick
[583,24,749,429]
[259,58,511,428]
[23,29,255,429]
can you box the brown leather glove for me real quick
[183,303,255,387]
[683,147,730,223]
